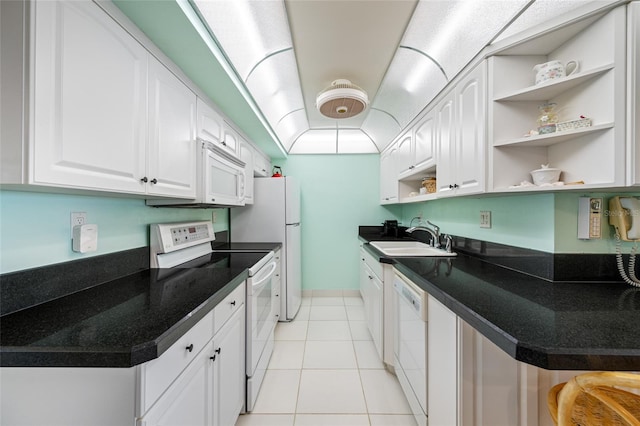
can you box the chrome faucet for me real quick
[406,222,441,248]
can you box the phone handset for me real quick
[609,196,640,287]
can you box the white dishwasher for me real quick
[393,271,428,426]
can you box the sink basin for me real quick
[369,241,456,257]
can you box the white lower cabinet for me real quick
[359,247,383,359]
[0,283,246,426]
[392,268,541,426]
[137,342,213,426]
[211,306,245,426]
[458,319,539,426]
[427,296,458,426]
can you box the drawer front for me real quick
[138,309,214,416]
[362,248,383,279]
[214,282,245,334]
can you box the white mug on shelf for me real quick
[533,60,579,85]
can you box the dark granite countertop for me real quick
[0,251,271,368]
[359,229,640,371]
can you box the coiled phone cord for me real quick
[615,232,640,287]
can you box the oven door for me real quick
[247,260,278,376]
[202,140,245,206]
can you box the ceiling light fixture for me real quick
[316,79,369,119]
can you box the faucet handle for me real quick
[426,220,440,234]
[443,234,453,253]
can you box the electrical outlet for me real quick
[71,212,87,237]
[480,211,491,228]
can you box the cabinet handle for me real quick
[215,348,221,355]
[186,344,194,353]
[210,355,216,362]
[222,141,227,146]
[230,300,236,306]
[150,178,158,184]
[211,198,216,202]
[140,177,148,183]
[368,275,373,280]
[454,183,459,189]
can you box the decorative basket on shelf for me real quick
[556,117,592,132]
[422,177,437,194]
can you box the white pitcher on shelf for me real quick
[533,60,579,85]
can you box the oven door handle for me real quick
[252,261,277,291]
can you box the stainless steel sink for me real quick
[369,241,456,257]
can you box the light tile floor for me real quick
[236,296,417,426]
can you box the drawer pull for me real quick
[215,348,221,354]
[230,300,236,306]
[210,355,216,362]
[185,344,194,353]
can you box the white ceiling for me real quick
[191,0,619,155]
[286,0,418,131]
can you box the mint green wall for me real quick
[401,191,640,253]
[279,155,400,291]
[0,190,229,273]
[401,194,556,252]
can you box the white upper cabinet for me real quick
[454,63,486,196]
[397,115,437,181]
[147,57,197,198]
[414,113,437,173]
[30,0,148,194]
[238,139,254,204]
[1,0,270,200]
[436,62,486,197]
[380,143,399,204]
[396,132,414,177]
[253,150,271,177]
[197,98,223,144]
[488,6,626,192]
[221,122,239,155]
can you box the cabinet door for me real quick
[396,133,414,176]
[459,319,535,426]
[32,0,147,193]
[428,295,458,426]
[138,342,213,426]
[238,140,254,204]
[414,112,437,171]
[455,64,486,196]
[370,272,384,360]
[253,151,270,177]
[147,57,197,198]
[435,92,456,195]
[197,98,223,143]
[380,144,398,203]
[221,122,239,155]
[212,306,245,426]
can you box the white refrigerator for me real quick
[231,176,302,321]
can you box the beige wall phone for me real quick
[609,196,640,287]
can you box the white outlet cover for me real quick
[70,212,87,237]
[480,211,491,228]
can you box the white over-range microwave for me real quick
[147,138,246,207]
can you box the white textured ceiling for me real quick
[192,0,621,155]
[286,0,418,131]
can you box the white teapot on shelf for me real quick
[533,60,579,85]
